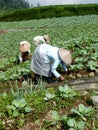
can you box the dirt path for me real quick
[46,74,98,91]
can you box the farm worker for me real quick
[33,35,50,45]
[19,41,31,62]
[31,43,72,82]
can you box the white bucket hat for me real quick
[19,41,30,52]
[59,48,72,64]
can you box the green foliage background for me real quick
[0,4,98,21]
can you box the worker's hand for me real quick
[59,76,64,81]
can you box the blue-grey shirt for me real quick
[39,44,67,78]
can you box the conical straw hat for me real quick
[19,41,30,52]
[59,48,72,64]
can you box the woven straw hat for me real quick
[43,35,50,44]
[19,41,30,52]
[59,48,72,64]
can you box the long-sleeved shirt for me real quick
[39,44,67,78]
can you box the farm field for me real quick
[0,14,98,82]
[0,14,98,129]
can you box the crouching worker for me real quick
[31,43,72,83]
[33,35,50,45]
[19,41,31,63]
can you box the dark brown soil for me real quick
[0,30,6,34]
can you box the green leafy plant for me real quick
[43,110,85,130]
[51,111,85,130]
[71,104,95,121]
[7,98,32,117]
[43,110,67,129]
[67,118,85,130]
[7,82,32,118]
[0,61,30,81]
[44,93,55,101]
[87,60,97,70]
[58,85,77,98]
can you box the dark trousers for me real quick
[35,74,55,83]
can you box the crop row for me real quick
[0,15,98,81]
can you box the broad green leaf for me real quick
[25,106,32,113]
[44,93,55,100]
[61,115,67,122]
[71,108,86,121]
[51,110,60,121]
[58,86,64,92]
[77,121,85,129]
[78,104,86,114]
[7,105,16,110]
[67,118,76,127]
[12,98,27,108]
[13,110,19,117]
